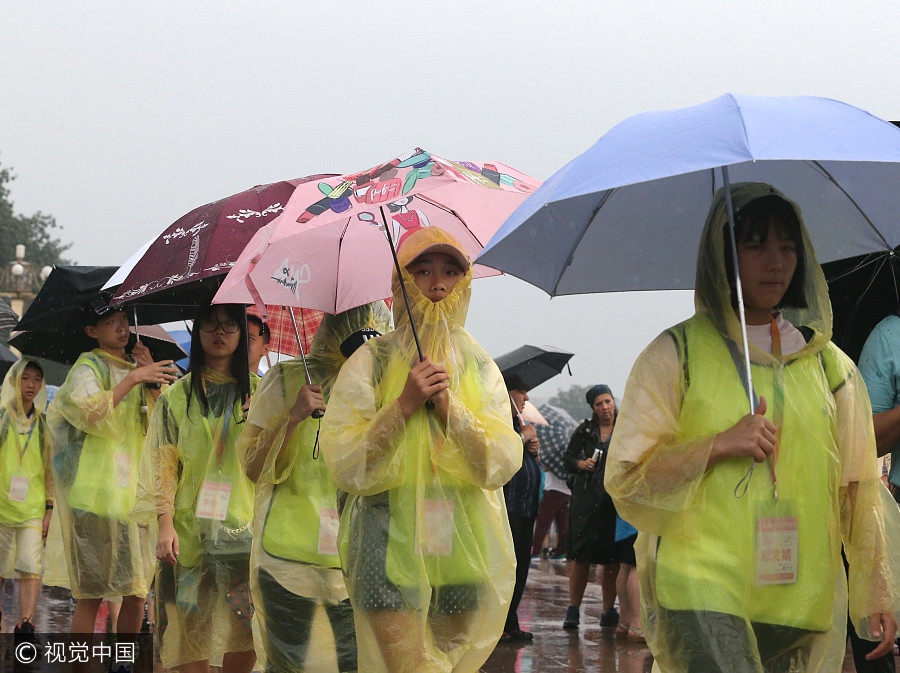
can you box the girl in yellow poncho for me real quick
[238,301,392,673]
[147,303,257,673]
[321,227,522,673]
[605,183,900,672]
[0,359,52,635]
[47,307,177,635]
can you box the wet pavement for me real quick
[0,561,887,671]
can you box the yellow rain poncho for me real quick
[144,369,256,669]
[0,359,52,578]
[321,227,522,673]
[605,183,900,673]
[238,301,392,673]
[46,349,154,599]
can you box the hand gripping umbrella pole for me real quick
[380,207,434,410]
[287,306,325,419]
[722,165,778,501]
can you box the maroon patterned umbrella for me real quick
[110,175,335,311]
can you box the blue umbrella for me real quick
[479,94,900,295]
[478,93,900,419]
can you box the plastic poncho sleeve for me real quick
[43,423,55,502]
[322,343,521,496]
[56,359,124,440]
[321,345,415,496]
[137,395,179,519]
[432,344,522,490]
[604,333,716,536]
[830,346,900,636]
[238,367,300,486]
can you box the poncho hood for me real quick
[1,359,47,433]
[391,226,472,362]
[694,181,832,362]
[306,301,393,399]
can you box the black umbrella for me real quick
[494,345,574,392]
[820,121,900,363]
[9,324,187,366]
[823,249,899,364]
[14,266,183,333]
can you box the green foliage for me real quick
[548,383,590,422]
[0,159,73,268]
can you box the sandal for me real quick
[615,624,630,640]
[627,627,646,643]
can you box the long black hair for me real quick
[186,303,251,417]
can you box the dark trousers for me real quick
[257,567,358,673]
[505,513,536,633]
[848,615,895,673]
[531,489,569,556]
[844,547,895,673]
[660,608,818,673]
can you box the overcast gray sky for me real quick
[2,0,897,403]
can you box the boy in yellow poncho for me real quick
[238,301,392,673]
[47,306,177,636]
[605,183,900,672]
[321,227,522,673]
[0,359,53,638]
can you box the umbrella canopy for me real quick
[0,341,17,381]
[214,148,539,313]
[109,175,334,312]
[101,237,155,291]
[521,400,548,426]
[478,94,900,295]
[494,344,574,392]
[9,324,186,366]
[823,249,900,363]
[0,297,19,331]
[246,304,323,358]
[14,266,179,331]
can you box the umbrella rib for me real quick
[891,256,900,307]
[334,217,351,314]
[827,254,886,284]
[811,161,892,251]
[414,195,485,248]
[842,255,889,343]
[551,188,617,296]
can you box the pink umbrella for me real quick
[110,175,335,310]
[213,149,539,314]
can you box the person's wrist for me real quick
[397,393,416,421]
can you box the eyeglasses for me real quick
[199,319,240,334]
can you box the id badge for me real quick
[755,499,798,586]
[8,475,29,503]
[419,499,455,556]
[318,507,340,556]
[196,481,232,521]
[114,452,132,489]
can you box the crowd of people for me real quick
[0,186,899,673]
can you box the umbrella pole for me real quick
[380,207,426,363]
[288,306,324,419]
[509,392,526,426]
[722,166,777,500]
[133,307,141,344]
[722,166,755,416]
